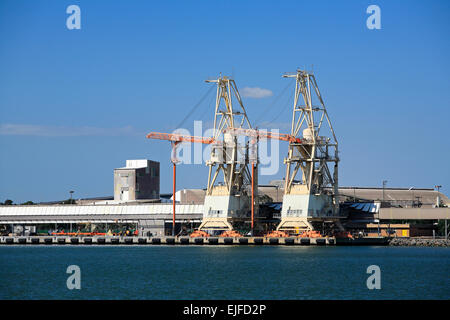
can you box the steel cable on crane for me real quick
[174,85,215,130]
[198,86,217,123]
[254,81,294,128]
[260,82,295,129]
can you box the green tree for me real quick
[62,199,76,204]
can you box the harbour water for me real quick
[0,246,449,300]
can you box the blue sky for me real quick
[0,0,449,203]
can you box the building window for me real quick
[286,209,302,216]
[208,209,223,217]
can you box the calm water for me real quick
[0,246,449,300]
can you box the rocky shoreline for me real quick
[389,238,450,247]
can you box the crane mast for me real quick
[199,76,258,233]
[277,69,340,232]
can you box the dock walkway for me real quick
[0,236,336,246]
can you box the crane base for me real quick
[198,218,233,233]
[276,217,313,233]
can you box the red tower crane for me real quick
[146,132,217,236]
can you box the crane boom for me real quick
[147,129,300,145]
[224,128,302,144]
[146,132,216,145]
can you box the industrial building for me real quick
[0,203,202,237]
[173,184,450,208]
[0,159,193,237]
[114,159,160,202]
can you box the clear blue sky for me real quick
[0,0,449,203]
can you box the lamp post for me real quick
[69,190,74,204]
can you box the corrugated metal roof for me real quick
[0,204,204,217]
